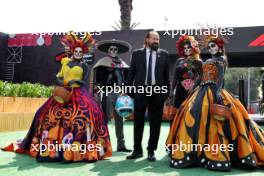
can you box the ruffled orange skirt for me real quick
[166,85,264,171]
[2,87,112,162]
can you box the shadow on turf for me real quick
[1,152,264,176]
[0,152,88,171]
[89,155,263,176]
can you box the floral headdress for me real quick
[60,31,95,55]
[205,35,226,50]
[196,24,229,50]
[176,35,200,59]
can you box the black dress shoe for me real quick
[126,150,143,159]
[117,148,132,152]
[147,151,156,161]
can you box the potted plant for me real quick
[0,80,53,131]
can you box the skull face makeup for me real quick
[73,47,84,60]
[207,42,220,55]
[183,44,192,56]
[108,45,118,58]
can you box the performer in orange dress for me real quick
[166,35,264,171]
[2,32,112,162]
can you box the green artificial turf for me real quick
[0,122,264,176]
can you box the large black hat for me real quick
[96,39,132,54]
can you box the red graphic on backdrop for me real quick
[8,34,53,47]
[248,34,264,46]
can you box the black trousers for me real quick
[133,93,164,152]
[102,93,126,149]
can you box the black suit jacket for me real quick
[126,48,170,101]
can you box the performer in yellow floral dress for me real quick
[2,32,112,162]
[166,35,264,171]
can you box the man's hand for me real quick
[67,80,86,86]
[56,77,64,86]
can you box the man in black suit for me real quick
[126,31,170,161]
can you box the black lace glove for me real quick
[67,80,86,87]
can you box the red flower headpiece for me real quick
[60,31,95,54]
[195,24,229,50]
[207,36,225,49]
[176,35,200,58]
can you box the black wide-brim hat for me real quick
[96,39,132,54]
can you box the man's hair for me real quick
[143,30,159,48]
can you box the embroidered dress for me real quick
[166,56,264,171]
[2,57,112,162]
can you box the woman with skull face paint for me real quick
[166,35,264,171]
[2,32,112,162]
[171,35,202,111]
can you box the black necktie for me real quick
[147,50,152,85]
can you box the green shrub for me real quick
[0,80,53,98]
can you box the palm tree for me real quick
[116,0,139,30]
[112,20,140,31]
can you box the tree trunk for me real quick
[118,0,133,30]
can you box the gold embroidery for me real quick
[201,63,219,84]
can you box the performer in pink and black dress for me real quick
[171,35,202,114]
[2,32,112,162]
